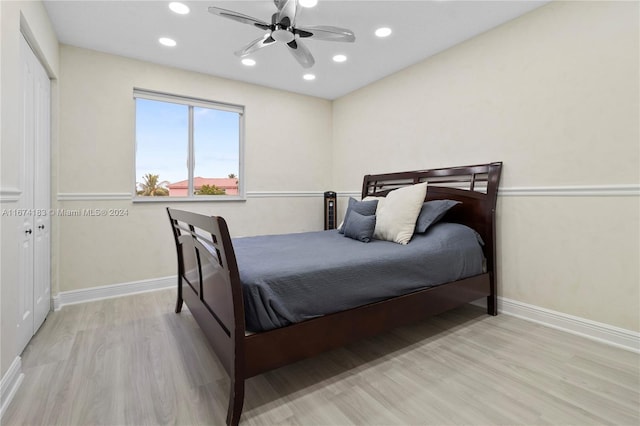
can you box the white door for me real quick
[33,46,51,331]
[17,34,51,354]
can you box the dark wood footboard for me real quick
[167,162,502,425]
[167,209,247,425]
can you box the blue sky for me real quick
[135,98,240,186]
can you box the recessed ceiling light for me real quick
[169,2,190,15]
[159,37,177,47]
[375,27,392,38]
[241,58,256,66]
[299,0,318,8]
[332,54,347,63]
[303,73,316,81]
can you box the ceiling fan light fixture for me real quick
[208,3,355,69]
[159,37,177,47]
[375,27,392,38]
[168,2,190,15]
[332,54,347,63]
[272,28,295,43]
[303,73,316,81]
[299,0,319,8]
[241,58,256,66]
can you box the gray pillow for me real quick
[339,197,378,234]
[414,200,461,233]
[343,211,376,243]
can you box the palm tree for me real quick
[137,173,169,196]
[228,173,237,179]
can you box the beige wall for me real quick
[56,46,332,292]
[0,0,59,378]
[332,1,639,330]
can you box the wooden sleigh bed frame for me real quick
[167,162,502,425]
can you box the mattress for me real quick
[233,222,485,332]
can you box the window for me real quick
[133,89,244,200]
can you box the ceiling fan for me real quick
[208,0,355,68]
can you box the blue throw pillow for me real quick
[414,200,461,233]
[343,211,377,243]
[338,197,378,234]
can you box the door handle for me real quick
[38,225,45,230]
[25,229,32,235]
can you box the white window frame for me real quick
[133,88,245,202]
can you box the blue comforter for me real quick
[233,222,485,332]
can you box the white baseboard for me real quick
[53,275,176,310]
[472,297,640,353]
[0,357,24,420]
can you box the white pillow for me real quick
[366,182,427,245]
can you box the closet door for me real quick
[17,34,37,354]
[17,34,51,354]
[32,45,51,331]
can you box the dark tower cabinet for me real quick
[324,191,337,230]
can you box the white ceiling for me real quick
[44,0,549,100]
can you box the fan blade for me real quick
[276,0,298,27]
[295,25,356,42]
[287,39,315,68]
[208,7,271,31]
[234,36,276,57]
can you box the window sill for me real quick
[132,195,246,203]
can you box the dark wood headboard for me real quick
[362,162,502,286]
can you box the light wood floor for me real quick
[4,289,639,425]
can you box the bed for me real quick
[167,162,502,425]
